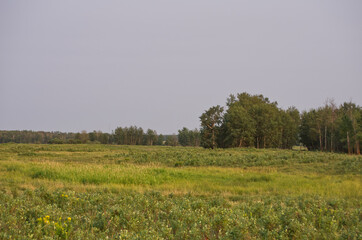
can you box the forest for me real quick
[0,92,360,154]
[200,93,361,154]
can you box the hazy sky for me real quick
[1,1,361,134]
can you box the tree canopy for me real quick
[199,92,361,154]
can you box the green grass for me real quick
[0,143,361,239]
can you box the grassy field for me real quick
[0,144,361,239]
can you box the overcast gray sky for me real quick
[1,1,361,134]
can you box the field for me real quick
[0,144,361,239]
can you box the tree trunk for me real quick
[356,140,360,155]
[256,137,259,149]
[263,136,266,148]
[347,131,351,154]
[319,128,322,151]
[324,126,327,151]
[330,133,333,152]
[354,134,360,155]
[212,129,215,149]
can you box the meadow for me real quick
[0,143,361,239]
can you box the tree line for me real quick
[299,101,361,154]
[0,130,113,145]
[200,92,361,154]
[113,126,199,146]
[0,92,360,154]
[0,128,200,147]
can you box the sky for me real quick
[1,1,361,134]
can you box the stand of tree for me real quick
[300,101,361,154]
[200,93,300,149]
[200,92,361,154]
[0,130,114,145]
[178,128,200,147]
[0,128,183,147]
[1,92,360,153]
[0,125,203,147]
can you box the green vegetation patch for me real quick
[0,189,361,239]
[0,144,361,239]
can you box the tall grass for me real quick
[0,144,361,239]
[1,143,361,174]
[0,144,360,198]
